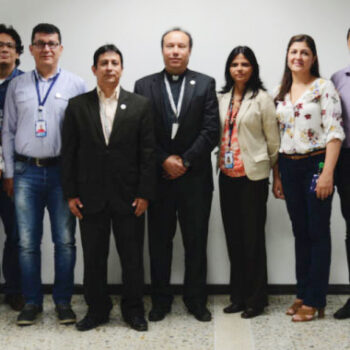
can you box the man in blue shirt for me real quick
[0,24,24,312]
[332,28,350,320]
[2,23,86,326]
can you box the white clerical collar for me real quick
[164,69,187,83]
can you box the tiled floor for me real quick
[1,294,350,350]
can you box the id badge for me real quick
[171,122,179,139]
[35,120,47,137]
[309,174,319,193]
[224,151,234,169]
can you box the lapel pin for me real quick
[190,80,196,85]
[120,104,127,110]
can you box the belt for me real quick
[15,154,61,167]
[281,149,326,160]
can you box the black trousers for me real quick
[336,148,350,282]
[148,176,212,309]
[0,179,21,295]
[79,205,145,319]
[219,172,268,309]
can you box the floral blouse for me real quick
[276,78,344,154]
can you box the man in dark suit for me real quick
[61,44,156,332]
[134,28,219,322]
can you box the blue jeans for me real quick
[0,180,21,295]
[14,161,76,306]
[279,154,332,308]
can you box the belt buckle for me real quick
[35,158,43,167]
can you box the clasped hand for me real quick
[162,155,187,180]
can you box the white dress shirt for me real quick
[97,85,120,144]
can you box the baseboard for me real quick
[2,284,348,295]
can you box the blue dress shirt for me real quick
[0,67,24,127]
[332,65,350,148]
[0,67,24,170]
[2,68,86,178]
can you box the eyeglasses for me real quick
[0,42,16,49]
[32,41,60,50]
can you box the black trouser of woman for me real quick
[219,172,269,309]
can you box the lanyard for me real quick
[164,74,186,122]
[227,114,236,148]
[33,71,60,111]
[227,92,239,148]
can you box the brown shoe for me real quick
[291,305,325,322]
[5,294,25,311]
[286,299,303,316]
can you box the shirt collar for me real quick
[34,67,61,81]
[0,67,19,85]
[97,84,120,101]
[5,67,19,82]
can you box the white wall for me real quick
[1,0,350,285]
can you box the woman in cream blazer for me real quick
[217,46,279,318]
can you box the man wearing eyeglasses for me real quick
[0,24,24,312]
[2,23,86,326]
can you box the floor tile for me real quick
[1,295,350,350]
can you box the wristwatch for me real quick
[182,158,191,168]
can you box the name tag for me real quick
[224,151,234,169]
[35,120,47,137]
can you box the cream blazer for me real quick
[217,88,280,181]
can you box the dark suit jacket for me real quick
[134,69,219,193]
[61,88,156,215]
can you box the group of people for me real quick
[0,22,350,332]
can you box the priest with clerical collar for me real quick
[134,27,219,323]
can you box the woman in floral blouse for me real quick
[273,34,344,322]
[217,46,279,318]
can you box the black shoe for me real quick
[149,306,171,322]
[76,313,109,331]
[188,306,212,322]
[334,298,350,319]
[17,304,43,326]
[56,304,76,325]
[241,307,264,319]
[223,303,245,314]
[125,315,148,331]
[4,294,25,311]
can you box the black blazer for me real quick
[61,88,156,215]
[134,69,219,191]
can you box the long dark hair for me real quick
[220,46,265,98]
[275,34,320,103]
